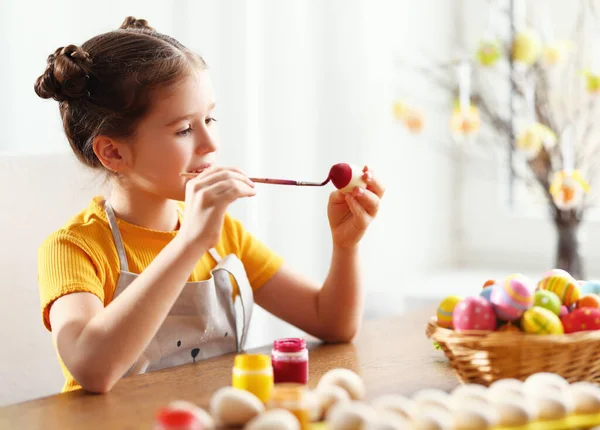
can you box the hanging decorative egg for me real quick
[450,103,481,136]
[392,101,424,134]
[549,170,590,211]
[512,29,542,65]
[583,71,600,94]
[515,123,557,159]
[476,40,502,67]
[542,41,571,66]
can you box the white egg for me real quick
[487,379,525,401]
[570,382,600,414]
[245,409,300,430]
[452,384,488,400]
[452,404,497,430]
[317,368,366,400]
[210,386,265,427]
[338,164,368,194]
[371,394,418,421]
[326,401,377,430]
[450,384,489,408]
[529,391,570,420]
[413,389,452,413]
[167,400,215,430]
[412,408,454,430]
[524,372,569,394]
[492,399,534,427]
[305,390,324,422]
[314,384,351,417]
[366,410,410,430]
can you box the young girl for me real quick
[35,17,384,394]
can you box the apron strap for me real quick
[208,248,222,262]
[104,200,130,273]
[236,267,254,350]
[214,256,254,351]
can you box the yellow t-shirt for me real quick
[38,196,283,392]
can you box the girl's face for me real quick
[124,70,218,201]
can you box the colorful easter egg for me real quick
[480,286,493,302]
[559,306,569,318]
[537,269,580,307]
[437,296,463,329]
[476,40,502,67]
[580,281,600,296]
[512,28,542,65]
[450,105,481,136]
[533,290,562,316]
[561,308,600,334]
[516,123,556,160]
[550,170,589,211]
[576,294,600,309]
[453,297,497,332]
[542,41,570,66]
[522,307,564,335]
[491,274,534,321]
[482,279,497,289]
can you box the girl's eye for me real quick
[176,126,192,137]
[206,117,218,125]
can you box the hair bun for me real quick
[34,44,92,102]
[120,16,154,31]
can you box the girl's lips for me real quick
[187,164,212,174]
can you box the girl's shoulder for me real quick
[40,196,113,258]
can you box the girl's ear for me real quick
[92,136,132,173]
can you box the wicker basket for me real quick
[426,317,600,386]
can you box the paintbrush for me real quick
[179,172,329,187]
[179,163,366,192]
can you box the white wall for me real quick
[0,0,457,405]
[456,0,600,278]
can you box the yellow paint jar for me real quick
[267,383,310,429]
[232,354,274,403]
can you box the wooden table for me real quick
[0,305,458,429]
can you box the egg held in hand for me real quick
[328,163,367,194]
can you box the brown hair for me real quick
[34,17,207,168]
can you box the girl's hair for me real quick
[34,17,207,168]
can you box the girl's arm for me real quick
[49,167,255,393]
[254,246,362,342]
[254,167,384,342]
[50,236,206,393]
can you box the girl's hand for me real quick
[327,165,384,249]
[179,167,256,251]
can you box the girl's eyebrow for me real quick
[165,113,198,127]
[164,102,216,127]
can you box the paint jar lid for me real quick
[234,353,272,371]
[155,408,202,429]
[273,338,306,353]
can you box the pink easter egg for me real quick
[490,274,534,321]
[453,297,497,332]
[559,305,569,317]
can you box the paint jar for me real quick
[268,383,310,429]
[232,353,274,403]
[154,408,203,430]
[271,338,309,384]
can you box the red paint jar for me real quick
[271,338,309,384]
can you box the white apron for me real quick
[104,200,254,375]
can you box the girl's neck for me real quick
[108,184,180,232]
